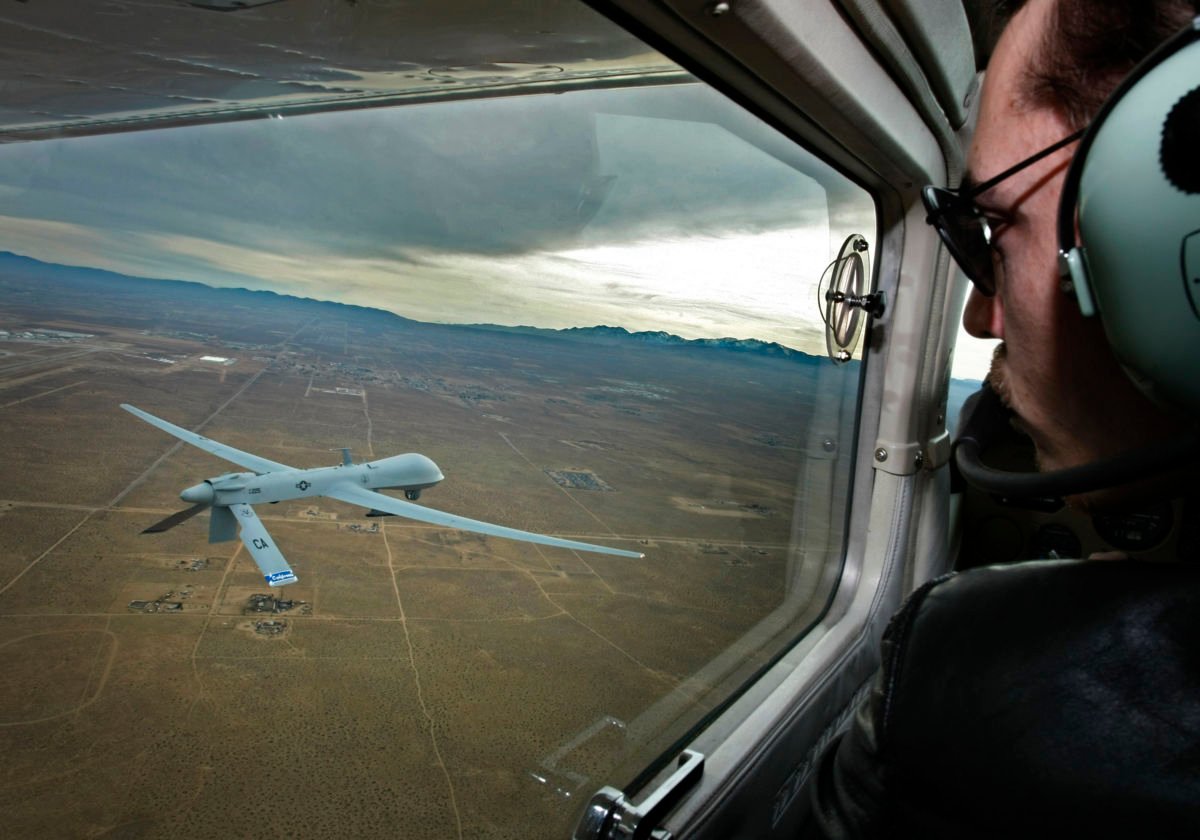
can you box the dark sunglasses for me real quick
[921,129,1084,296]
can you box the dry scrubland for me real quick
[0,267,857,839]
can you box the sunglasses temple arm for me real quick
[966,128,1086,197]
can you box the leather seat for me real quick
[807,559,1200,838]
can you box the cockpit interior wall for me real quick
[874,0,975,128]
[833,0,973,169]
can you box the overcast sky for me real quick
[0,83,883,357]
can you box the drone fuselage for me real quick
[180,453,445,507]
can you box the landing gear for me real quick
[404,489,421,501]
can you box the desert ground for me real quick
[0,261,856,839]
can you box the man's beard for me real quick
[984,342,1012,408]
[982,341,1043,466]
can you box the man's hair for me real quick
[996,0,1198,129]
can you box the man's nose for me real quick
[962,286,1004,340]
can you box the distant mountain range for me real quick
[1,249,986,421]
[0,250,824,363]
[464,322,816,361]
[0,250,421,329]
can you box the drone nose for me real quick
[180,483,214,505]
[416,454,444,484]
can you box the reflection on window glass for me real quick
[0,3,874,838]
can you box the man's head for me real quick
[961,0,1196,496]
[989,0,1197,129]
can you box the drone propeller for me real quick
[142,503,209,534]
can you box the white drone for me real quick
[122,404,643,587]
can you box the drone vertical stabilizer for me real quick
[228,503,298,587]
[209,506,238,543]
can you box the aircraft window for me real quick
[0,5,874,837]
[949,295,999,431]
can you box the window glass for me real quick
[0,5,874,838]
[949,295,999,432]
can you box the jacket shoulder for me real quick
[808,560,1200,839]
[881,560,1200,835]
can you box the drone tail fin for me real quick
[209,506,238,543]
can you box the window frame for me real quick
[577,1,964,836]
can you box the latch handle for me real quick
[573,750,705,840]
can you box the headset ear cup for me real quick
[1072,23,1200,413]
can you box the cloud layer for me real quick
[0,83,875,352]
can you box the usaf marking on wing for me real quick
[121,403,643,587]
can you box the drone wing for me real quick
[121,404,293,474]
[229,503,298,587]
[326,484,644,559]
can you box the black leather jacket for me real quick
[807,559,1200,838]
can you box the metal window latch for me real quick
[824,288,887,319]
[573,750,705,840]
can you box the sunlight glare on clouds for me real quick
[1,213,833,353]
[162,225,836,352]
[550,228,832,347]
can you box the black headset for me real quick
[955,16,1200,498]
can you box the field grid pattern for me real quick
[0,264,856,839]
